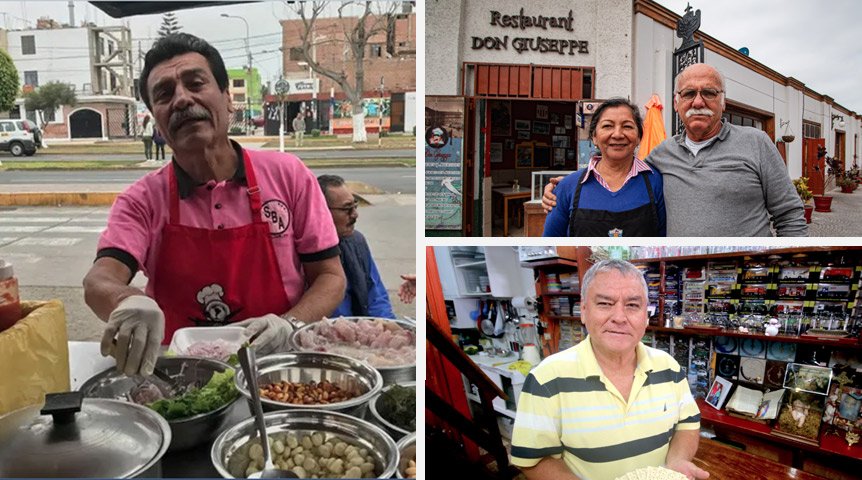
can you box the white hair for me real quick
[675,63,726,109]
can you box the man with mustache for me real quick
[83,33,345,376]
[511,260,708,480]
[543,63,807,237]
[317,174,395,318]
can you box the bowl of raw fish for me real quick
[288,317,416,384]
[79,356,240,451]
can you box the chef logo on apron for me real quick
[608,228,623,237]
[193,283,243,325]
[261,199,291,237]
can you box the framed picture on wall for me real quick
[490,101,512,136]
[564,114,573,129]
[553,148,566,166]
[504,139,515,150]
[552,136,569,148]
[536,104,549,120]
[517,130,531,140]
[533,121,550,135]
[515,119,531,131]
[550,112,560,124]
[516,143,533,168]
[555,126,566,135]
[490,142,503,164]
[533,144,551,168]
[566,148,575,161]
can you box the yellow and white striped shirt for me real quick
[510,337,701,480]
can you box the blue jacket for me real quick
[331,256,395,318]
[543,167,666,236]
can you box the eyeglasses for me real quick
[676,88,724,101]
[328,201,359,214]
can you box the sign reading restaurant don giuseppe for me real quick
[471,8,589,55]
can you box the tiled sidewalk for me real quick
[808,186,862,237]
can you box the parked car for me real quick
[0,119,40,156]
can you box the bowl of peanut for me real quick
[234,352,383,418]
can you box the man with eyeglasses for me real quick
[318,174,396,318]
[542,63,807,237]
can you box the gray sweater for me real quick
[647,121,808,237]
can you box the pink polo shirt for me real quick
[97,146,339,303]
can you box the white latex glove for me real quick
[100,295,165,377]
[235,314,295,356]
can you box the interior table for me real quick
[693,437,823,479]
[492,187,531,237]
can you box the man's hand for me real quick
[542,176,565,213]
[100,295,165,376]
[236,314,295,356]
[666,459,709,480]
[398,274,416,304]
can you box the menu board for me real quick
[425,96,465,230]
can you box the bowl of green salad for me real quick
[80,356,240,451]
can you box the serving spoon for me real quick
[237,345,299,479]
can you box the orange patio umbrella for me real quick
[638,94,667,160]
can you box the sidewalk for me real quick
[807,186,862,237]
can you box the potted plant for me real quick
[794,177,815,223]
[813,150,836,212]
[837,175,856,193]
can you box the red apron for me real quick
[153,151,291,343]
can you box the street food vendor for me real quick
[83,33,345,377]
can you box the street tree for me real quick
[158,12,181,37]
[291,1,401,143]
[0,49,19,112]
[24,82,77,130]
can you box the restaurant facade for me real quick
[425,0,862,236]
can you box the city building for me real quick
[425,0,861,236]
[275,5,416,134]
[226,67,262,130]
[2,21,135,140]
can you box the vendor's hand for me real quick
[541,176,564,213]
[100,295,165,377]
[398,274,416,304]
[236,314,294,356]
[666,460,709,480]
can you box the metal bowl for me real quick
[79,356,240,451]
[210,409,399,478]
[367,381,415,440]
[395,432,417,478]
[288,317,416,384]
[234,352,383,417]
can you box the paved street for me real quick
[0,166,416,194]
[2,149,415,162]
[0,196,416,341]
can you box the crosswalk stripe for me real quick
[45,226,105,233]
[15,237,83,246]
[0,217,71,223]
[0,226,44,232]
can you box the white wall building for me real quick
[426,0,861,234]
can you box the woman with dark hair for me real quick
[542,98,666,237]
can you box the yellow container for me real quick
[0,300,70,415]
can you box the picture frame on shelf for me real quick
[831,386,862,432]
[775,390,825,444]
[705,376,733,410]
[783,363,832,395]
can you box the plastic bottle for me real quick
[0,260,21,332]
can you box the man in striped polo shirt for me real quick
[511,259,708,480]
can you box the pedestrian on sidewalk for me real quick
[83,32,345,377]
[142,116,154,160]
[292,112,306,148]
[153,127,166,160]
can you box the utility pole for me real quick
[221,14,252,136]
[378,76,384,147]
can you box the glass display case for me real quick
[531,170,574,201]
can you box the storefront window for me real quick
[803,121,821,139]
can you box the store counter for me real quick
[695,437,822,479]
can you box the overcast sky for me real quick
[655,0,862,114]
